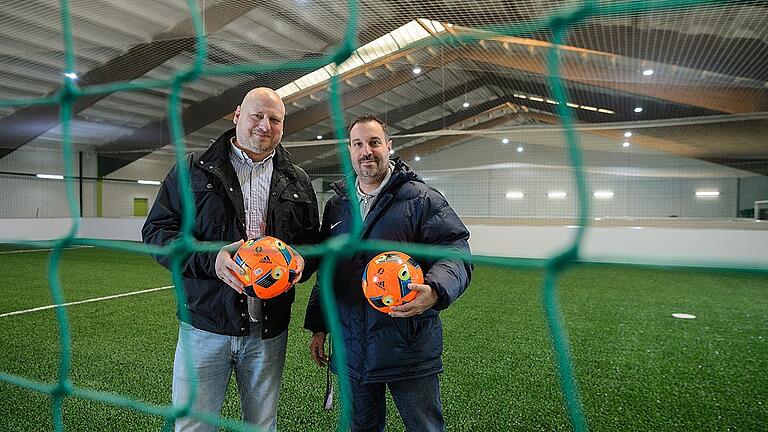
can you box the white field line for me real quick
[0,286,174,318]
[0,245,93,255]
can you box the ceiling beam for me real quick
[0,0,263,160]
[95,20,416,176]
[459,47,767,114]
[283,51,461,136]
[527,112,768,176]
[96,67,315,176]
[396,104,526,161]
[296,67,719,172]
[311,75,492,140]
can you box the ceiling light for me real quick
[548,191,567,199]
[643,69,654,76]
[580,105,598,111]
[593,191,615,199]
[414,156,421,161]
[624,131,632,138]
[36,174,63,180]
[138,180,161,185]
[566,103,579,108]
[316,135,323,140]
[64,72,78,80]
[505,191,524,199]
[623,142,631,148]
[597,108,615,114]
[695,191,720,197]
[462,102,470,108]
[529,96,544,102]
[634,107,643,113]
[501,138,509,144]
[516,146,524,153]
[412,67,421,74]
[546,99,559,104]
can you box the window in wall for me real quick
[133,198,148,217]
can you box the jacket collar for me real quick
[194,128,298,181]
[330,157,421,201]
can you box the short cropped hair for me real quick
[348,114,389,142]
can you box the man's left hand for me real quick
[388,283,437,318]
[292,247,305,286]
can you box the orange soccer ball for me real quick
[232,236,299,299]
[362,251,424,313]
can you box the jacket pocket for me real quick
[275,188,313,240]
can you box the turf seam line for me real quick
[0,246,93,255]
[0,285,173,318]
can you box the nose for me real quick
[257,117,270,133]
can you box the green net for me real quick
[0,0,766,431]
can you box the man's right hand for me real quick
[215,240,246,293]
[310,332,329,368]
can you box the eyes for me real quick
[351,139,382,148]
[250,113,282,125]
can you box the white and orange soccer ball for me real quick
[362,251,424,313]
[231,236,299,299]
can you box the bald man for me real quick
[143,88,320,431]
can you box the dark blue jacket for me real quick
[304,159,472,384]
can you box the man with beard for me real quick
[143,87,320,431]
[304,114,472,431]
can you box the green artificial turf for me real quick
[0,247,766,431]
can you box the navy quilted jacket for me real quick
[304,158,472,384]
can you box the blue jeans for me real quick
[350,374,444,432]
[172,321,288,432]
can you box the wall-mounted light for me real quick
[622,142,631,148]
[414,156,421,162]
[695,191,720,198]
[516,146,524,153]
[624,131,632,138]
[505,191,524,199]
[501,138,509,144]
[593,191,615,199]
[36,174,64,180]
[548,191,567,199]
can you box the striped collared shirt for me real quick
[230,139,274,321]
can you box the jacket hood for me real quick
[329,157,422,200]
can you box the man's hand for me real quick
[388,283,438,318]
[291,246,305,286]
[215,240,245,293]
[309,332,329,368]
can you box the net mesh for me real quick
[0,0,766,431]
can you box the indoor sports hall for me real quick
[0,1,766,431]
